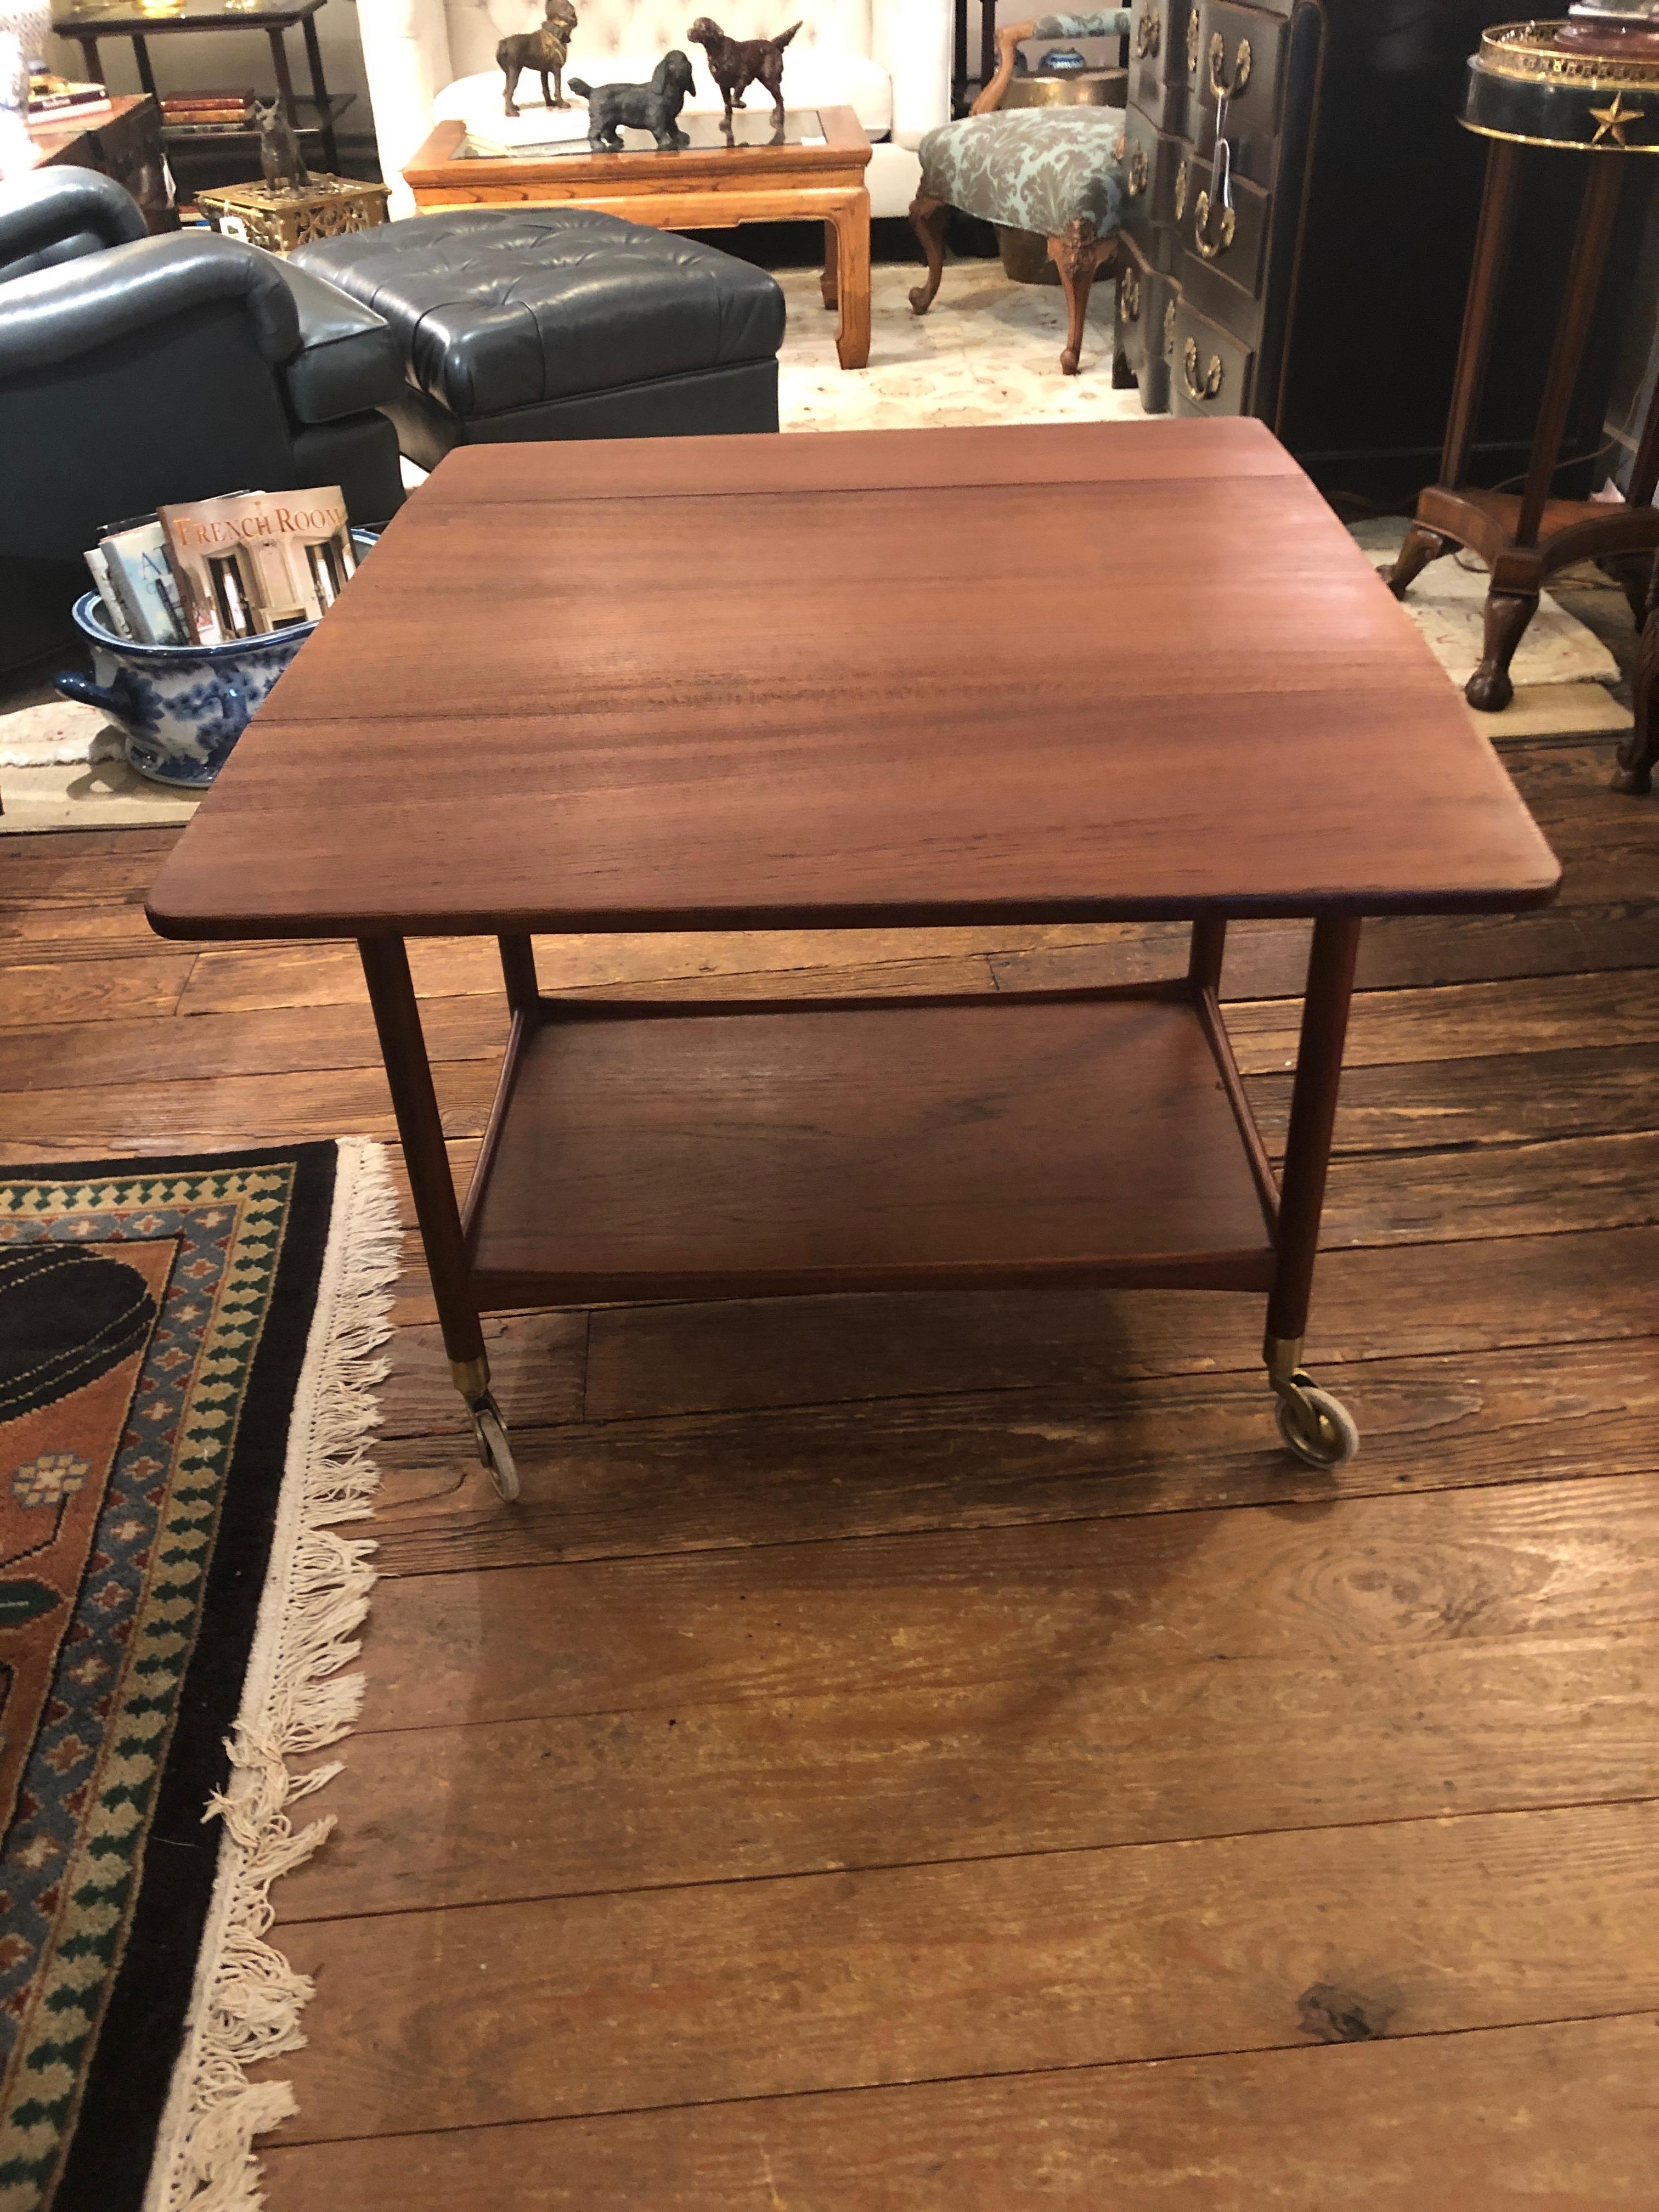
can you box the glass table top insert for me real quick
[460,106,827,158]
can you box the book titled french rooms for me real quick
[159,487,358,644]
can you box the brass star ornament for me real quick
[1589,88,1645,146]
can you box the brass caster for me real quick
[469,1390,520,1503]
[1272,1372,1359,1471]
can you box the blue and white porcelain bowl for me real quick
[55,529,375,789]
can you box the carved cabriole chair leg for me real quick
[1386,522,1454,602]
[1047,219,1108,376]
[909,193,949,315]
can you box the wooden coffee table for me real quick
[145,420,1559,1503]
[404,106,872,370]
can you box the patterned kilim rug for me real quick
[0,1139,397,2212]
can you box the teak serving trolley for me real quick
[146,421,1560,1502]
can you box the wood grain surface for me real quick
[260,2013,1659,2209]
[143,422,1559,938]
[469,993,1276,1297]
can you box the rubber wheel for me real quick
[473,1401,520,1503]
[1275,1385,1359,1471]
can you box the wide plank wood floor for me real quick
[3,719,1658,2205]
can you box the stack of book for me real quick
[84,489,358,647]
[26,74,112,122]
[160,87,255,132]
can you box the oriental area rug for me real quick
[0,1139,397,2212]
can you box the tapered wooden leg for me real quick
[909,192,949,315]
[821,218,838,311]
[498,934,539,1015]
[1613,568,1659,794]
[1047,219,1104,376]
[1264,916,1363,1470]
[1466,588,1538,712]
[829,193,871,369]
[1386,522,1454,601]
[358,938,483,1378]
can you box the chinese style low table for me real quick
[145,420,1560,1502]
[403,105,872,371]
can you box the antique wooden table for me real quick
[404,106,872,371]
[24,91,175,232]
[145,420,1560,1500]
[54,0,348,171]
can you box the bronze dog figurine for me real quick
[569,50,696,149]
[687,15,799,124]
[497,0,578,116]
[253,98,309,190]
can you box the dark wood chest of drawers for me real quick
[1112,2,1624,507]
[1113,0,1321,430]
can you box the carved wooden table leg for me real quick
[1613,569,1659,795]
[827,190,871,369]
[1466,588,1539,712]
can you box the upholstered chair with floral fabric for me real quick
[910,8,1128,373]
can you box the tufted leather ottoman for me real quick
[290,208,786,468]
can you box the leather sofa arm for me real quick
[0,229,300,383]
[0,167,149,285]
[276,257,404,424]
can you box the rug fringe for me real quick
[144,1138,402,2212]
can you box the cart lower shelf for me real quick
[462,984,1280,1307]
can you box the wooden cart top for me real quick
[146,420,1561,940]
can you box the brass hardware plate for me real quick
[1126,142,1150,194]
[1173,153,1189,218]
[1135,5,1161,60]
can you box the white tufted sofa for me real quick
[355,0,952,218]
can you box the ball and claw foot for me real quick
[1272,1372,1359,1471]
[469,1390,520,1502]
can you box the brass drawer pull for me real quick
[1120,265,1143,320]
[1135,6,1161,59]
[1209,31,1251,98]
[1182,336,1223,399]
[1186,4,1200,74]
[1173,154,1188,219]
[1126,143,1149,196]
[1193,186,1235,257]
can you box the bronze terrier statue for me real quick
[498,0,579,116]
[687,15,799,125]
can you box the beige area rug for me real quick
[775,259,1143,431]
[0,263,1628,831]
[0,680,199,836]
